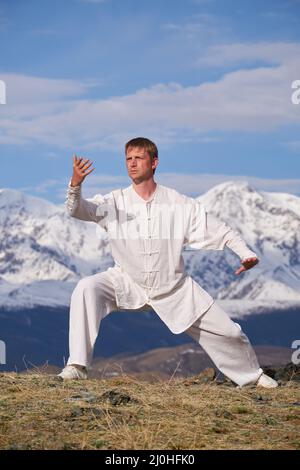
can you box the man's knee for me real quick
[72,274,114,303]
[72,276,102,300]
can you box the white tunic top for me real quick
[66,182,257,333]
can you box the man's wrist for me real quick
[241,255,258,263]
[70,180,82,188]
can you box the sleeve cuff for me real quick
[241,252,258,262]
[68,180,81,191]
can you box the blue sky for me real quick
[0,0,300,201]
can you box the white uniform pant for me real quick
[66,272,263,386]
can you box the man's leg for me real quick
[184,301,264,387]
[66,271,118,369]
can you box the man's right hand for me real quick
[71,155,95,187]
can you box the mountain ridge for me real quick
[1,180,300,316]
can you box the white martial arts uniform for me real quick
[65,181,263,386]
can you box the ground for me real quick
[0,371,299,450]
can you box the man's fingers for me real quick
[235,266,245,275]
[84,168,94,177]
[235,267,241,275]
[78,161,93,173]
[81,161,93,171]
[78,157,88,169]
[235,257,259,275]
[78,158,89,169]
[73,157,89,169]
[73,154,81,165]
[73,154,78,165]
[72,157,92,182]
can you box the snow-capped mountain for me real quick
[0,187,112,308]
[1,181,300,317]
[191,181,300,316]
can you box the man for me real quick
[58,137,278,388]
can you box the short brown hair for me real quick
[125,137,158,175]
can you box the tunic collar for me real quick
[130,183,159,203]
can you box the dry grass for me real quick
[0,371,299,450]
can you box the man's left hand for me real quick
[234,257,259,275]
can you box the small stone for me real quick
[90,408,106,418]
[214,409,233,419]
[69,392,98,403]
[101,389,136,406]
[184,368,216,385]
[252,393,272,403]
[70,406,84,418]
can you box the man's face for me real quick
[126,146,158,183]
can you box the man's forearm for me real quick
[224,228,257,261]
[203,211,257,260]
[65,180,99,222]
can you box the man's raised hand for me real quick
[234,257,259,275]
[71,155,95,187]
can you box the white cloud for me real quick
[0,41,300,149]
[20,173,300,201]
[156,173,300,196]
[284,140,300,152]
[161,13,228,41]
[0,73,104,105]
[196,41,300,67]
[36,179,64,193]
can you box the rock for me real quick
[274,363,300,382]
[89,407,106,418]
[68,392,98,403]
[261,363,300,382]
[215,375,235,387]
[184,368,216,385]
[101,389,136,406]
[70,406,85,418]
[214,409,233,419]
[252,393,272,403]
[210,421,228,434]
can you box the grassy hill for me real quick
[0,370,299,450]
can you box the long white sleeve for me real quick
[184,201,257,261]
[65,180,112,229]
